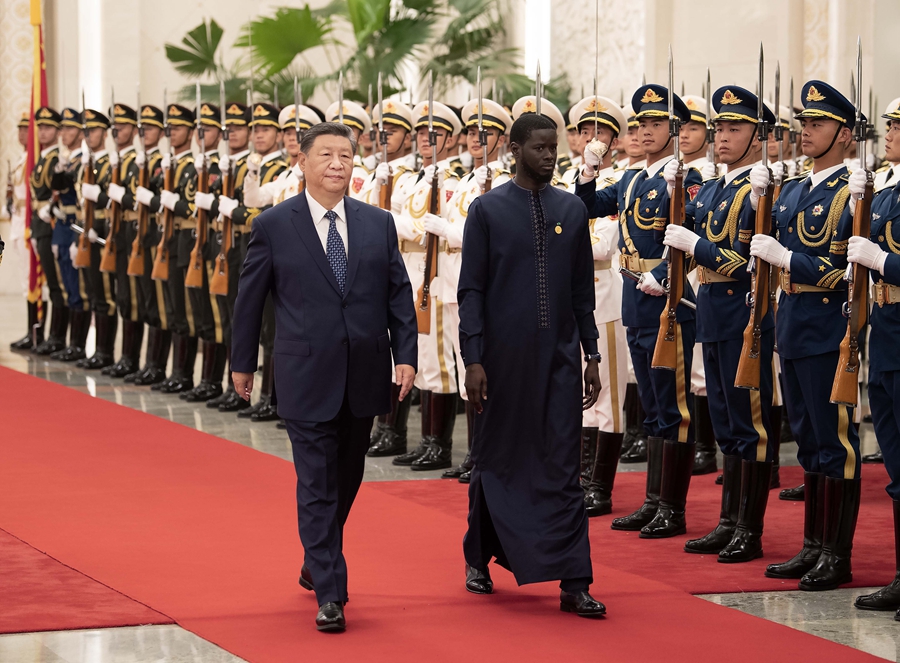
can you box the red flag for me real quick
[24,0,48,319]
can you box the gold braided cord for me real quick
[705,184,751,243]
[886,221,900,254]
[797,186,850,248]
[633,199,657,230]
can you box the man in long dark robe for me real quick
[458,113,605,617]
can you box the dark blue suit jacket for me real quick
[231,190,418,421]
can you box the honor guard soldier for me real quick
[664,86,777,562]
[76,108,117,369]
[8,114,35,351]
[205,101,252,411]
[575,84,702,539]
[48,108,89,361]
[616,105,646,172]
[848,99,900,617]
[129,104,170,385]
[180,101,225,403]
[767,102,798,179]
[219,102,287,421]
[103,103,143,378]
[351,100,415,207]
[373,98,463,470]
[324,100,373,197]
[565,94,630,516]
[558,107,581,177]
[749,81,861,590]
[151,103,198,393]
[28,107,64,354]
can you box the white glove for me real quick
[218,196,239,219]
[750,234,792,270]
[786,160,798,177]
[196,153,208,172]
[69,243,78,263]
[51,244,58,259]
[109,150,119,168]
[159,190,180,212]
[56,151,70,171]
[848,168,868,214]
[847,236,888,274]
[771,161,787,183]
[219,154,230,174]
[664,224,700,254]
[38,205,52,223]
[161,153,171,171]
[363,154,378,171]
[81,141,90,165]
[474,165,489,192]
[135,151,146,169]
[638,272,666,296]
[581,144,601,180]
[247,155,261,178]
[135,186,154,208]
[52,206,66,221]
[423,164,444,188]
[846,158,861,174]
[375,162,391,186]
[81,183,101,202]
[107,183,125,204]
[459,151,474,170]
[30,238,38,254]
[749,163,771,210]
[195,191,216,211]
[701,162,718,181]
[423,212,448,238]
[663,159,680,196]
[88,228,99,244]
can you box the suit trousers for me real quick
[284,394,374,606]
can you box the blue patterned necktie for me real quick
[325,209,347,294]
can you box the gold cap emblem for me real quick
[641,89,664,104]
[85,109,96,120]
[141,107,156,117]
[168,105,182,116]
[720,90,742,105]
[384,101,396,113]
[114,104,126,116]
[806,85,825,102]
[523,99,536,113]
[686,98,697,110]
[38,108,52,118]
[226,104,243,115]
[201,104,214,116]
[586,98,608,113]
[63,109,76,118]
[253,104,269,116]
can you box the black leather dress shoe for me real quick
[560,590,606,618]
[779,484,805,501]
[620,437,647,464]
[458,470,471,484]
[299,564,314,591]
[862,449,884,464]
[315,602,345,632]
[465,565,493,594]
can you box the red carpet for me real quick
[0,366,887,662]
[0,529,172,634]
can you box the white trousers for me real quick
[582,319,629,433]
[414,298,459,394]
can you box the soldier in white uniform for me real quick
[616,105,647,172]
[563,95,631,516]
[381,100,464,472]
[416,98,513,482]
[322,101,374,198]
[7,114,38,350]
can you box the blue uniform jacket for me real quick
[869,180,900,372]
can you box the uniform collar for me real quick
[91,149,108,160]
[260,150,282,166]
[685,156,709,169]
[596,166,616,180]
[119,145,136,156]
[807,163,845,189]
[230,149,250,161]
[724,163,753,186]
[174,149,192,161]
[644,154,674,178]
[40,144,58,157]
[146,146,160,155]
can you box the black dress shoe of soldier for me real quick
[779,484,805,501]
[862,450,884,464]
[315,602,345,632]
[458,470,471,484]
[559,590,606,618]
[620,437,647,464]
[465,565,493,594]
[368,428,408,457]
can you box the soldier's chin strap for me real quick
[734,130,755,163]
[811,124,845,161]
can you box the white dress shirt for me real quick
[305,190,348,256]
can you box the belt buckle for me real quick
[875,283,887,307]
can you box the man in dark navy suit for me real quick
[231,122,418,632]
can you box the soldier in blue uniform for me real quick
[664,87,777,563]
[848,102,900,617]
[575,84,702,539]
[749,81,861,591]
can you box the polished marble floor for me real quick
[0,294,895,662]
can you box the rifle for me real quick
[74,90,95,269]
[5,159,13,218]
[651,46,685,371]
[100,87,122,273]
[772,63,785,201]
[186,82,208,289]
[831,38,872,407]
[735,45,774,390]
[297,75,306,193]
[210,80,231,297]
[377,73,393,210]
[128,84,148,276]
[151,89,175,281]
[477,67,492,193]
[705,69,715,166]
[417,72,440,334]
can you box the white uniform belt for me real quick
[400,239,453,254]
[593,260,612,270]
[697,266,736,284]
[873,281,900,306]
[779,270,831,294]
[619,254,662,272]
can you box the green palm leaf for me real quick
[236,7,336,76]
[165,19,224,78]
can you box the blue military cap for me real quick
[795,80,861,128]
[631,84,691,124]
[712,86,775,125]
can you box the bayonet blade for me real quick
[377,72,384,132]
[535,61,542,116]
[593,76,598,136]
[667,45,674,121]
[294,76,301,135]
[757,43,764,123]
[477,66,483,132]
[338,71,344,123]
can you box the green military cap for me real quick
[140,105,165,128]
[249,102,280,128]
[225,102,251,126]
[61,108,82,128]
[83,108,111,129]
[198,103,222,128]
[35,106,62,127]
[166,104,195,127]
[17,112,29,128]
[112,104,138,126]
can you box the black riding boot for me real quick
[52,309,90,362]
[207,346,234,408]
[611,436,664,531]
[684,454,741,554]
[620,383,648,463]
[718,460,773,563]
[107,320,144,378]
[692,395,717,475]
[82,314,117,369]
[444,400,474,479]
[250,352,280,420]
[769,405,783,489]
[10,300,42,351]
[369,383,411,457]
[238,353,272,416]
[136,328,171,386]
[766,472,825,578]
[580,427,599,490]
[799,477,861,591]
[585,432,625,517]
[159,334,197,393]
[856,500,900,610]
[33,303,69,355]
[217,345,249,411]
[641,440,695,538]
[183,341,226,402]
[412,393,456,471]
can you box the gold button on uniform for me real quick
[823,297,829,304]
[879,235,885,242]
[788,227,794,233]
[726,289,734,295]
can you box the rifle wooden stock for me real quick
[185,160,209,289]
[831,177,873,406]
[151,165,175,281]
[209,163,233,297]
[127,161,149,276]
[734,182,774,390]
[416,172,441,334]
[482,158,492,193]
[74,158,95,269]
[378,165,393,211]
[99,160,122,273]
[651,165,685,370]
